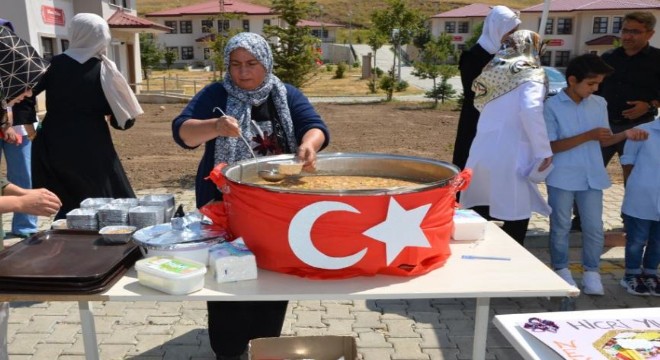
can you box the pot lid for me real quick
[132,212,226,248]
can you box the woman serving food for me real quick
[172,32,329,360]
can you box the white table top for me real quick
[0,223,577,302]
[493,308,660,360]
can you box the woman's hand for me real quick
[17,188,62,216]
[537,157,553,172]
[297,142,318,171]
[215,116,240,137]
[3,127,22,145]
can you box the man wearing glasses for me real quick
[599,11,659,181]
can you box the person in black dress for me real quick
[451,6,521,171]
[31,13,143,219]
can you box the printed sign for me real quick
[520,317,660,359]
[41,5,65,26]
[546,39,564,46]
[452,36,463,42]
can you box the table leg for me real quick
[1,302,8,360]
[472,297,490,360]
[78,301,100,360]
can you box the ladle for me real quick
[212,107,285,182]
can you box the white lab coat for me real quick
[461,81,553,220]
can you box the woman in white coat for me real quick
[460,30,553,245]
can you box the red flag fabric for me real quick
[206,163,471,279]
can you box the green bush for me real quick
[352,60,361,68]
[334,62,347,79]
[395,80,408,92]
[325,64,334,72]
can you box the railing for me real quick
[135,74,215,97]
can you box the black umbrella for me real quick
[0,25,48,104]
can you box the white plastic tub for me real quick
[135,256,207,295]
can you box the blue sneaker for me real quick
[642,275,660,297]
[620,275,650,296]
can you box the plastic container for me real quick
[135,256,207,295]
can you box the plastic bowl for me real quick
[99,225,137,244]
[274,160,303,175]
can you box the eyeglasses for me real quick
[621,28,647,35]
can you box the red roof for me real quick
[297,20,344,28]
[522,0,660,12]
[431,3,498,18]
[145,0,274,17]
[585,35,620,45]
[108,10,172,32]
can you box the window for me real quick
[593,17,608,34]
[242,20,250,32]
[263,19,271,27]
[41,37,54,61]
[539,18,553,35]
[204,48,211,60]
[61,39,69,51]
[218,19,230,32]
[166,47,178,60]
[456,43,467,51]
[458,22,469,33]
[201,20,213,33]
[180,20,192,34]
[612,17,623,34]
[181,46,194,60]
[557,18,572,34]
[555,51,570,67]
[540,51,552,66]
[444,21,456,33]
[165,20,177,34]
[311,29,328,39]
[590,50,598,55]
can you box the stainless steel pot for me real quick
[222,152,460,195]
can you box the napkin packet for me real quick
[208,238,257,283]
[452,209,487,241]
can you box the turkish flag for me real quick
[203,163,471,279]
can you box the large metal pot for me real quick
[214,153,469,279]
[222,152,460,194]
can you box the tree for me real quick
[163,48,177,70]
[139,34,163,80]
[204,14,242,79]
[464,21,483,49]
[411,33,455,107]
[425,65,459,105]
[370,0,425,101]
[263,0,321,88]
[366,29,387,93]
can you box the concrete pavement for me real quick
[2,183,659,360]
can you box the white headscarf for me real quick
[64,13,142,129]
[477,6,521,54]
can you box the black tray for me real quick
[0,230,140,281]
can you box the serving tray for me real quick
[0,230,140,282]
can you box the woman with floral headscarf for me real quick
[30,13,142,219]
[172,32,329,360]
[460,30,553,245]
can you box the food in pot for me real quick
[255,175,424,190]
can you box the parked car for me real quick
[544,66,567,96]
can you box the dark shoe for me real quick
[620,275,650,296]
[7,232,36,239]
[570,217,581,232]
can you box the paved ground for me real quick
[2,183,659,360]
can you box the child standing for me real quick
[619,115,660,296]
[543,54,648,295]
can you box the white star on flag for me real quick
[363,197,432,265]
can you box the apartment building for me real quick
[430,0,660,67]
[0,0,169,90]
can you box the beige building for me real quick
[430,0,660,67]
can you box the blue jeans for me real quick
[0,138,38,235]
[547,186,604,271]
[622,214,660,276]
